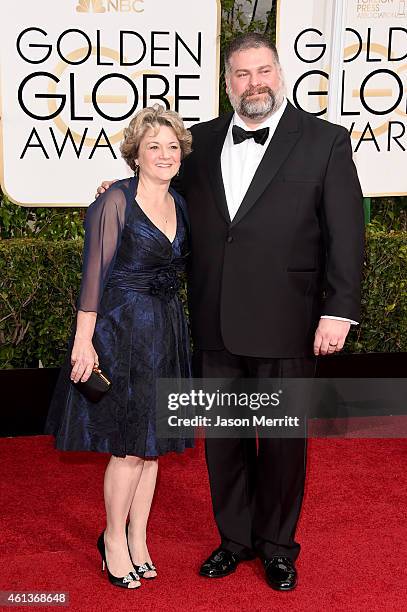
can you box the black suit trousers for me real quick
[193,349,316,561]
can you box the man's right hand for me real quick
[95,179,117,199]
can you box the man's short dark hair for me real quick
[224,33,280,73]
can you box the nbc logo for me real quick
[76,0,105,11]
[76,0,144,12]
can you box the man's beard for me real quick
[229,85,283,120]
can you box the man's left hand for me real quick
[313,319,351,356]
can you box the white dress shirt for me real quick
[220,99,357,326]
[221,98,288,221]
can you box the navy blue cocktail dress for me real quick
[45,176,192,458]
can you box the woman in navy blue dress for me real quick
[45,105,193,589]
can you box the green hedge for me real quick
[347,229,406,353]
[0,239,83,368]
[0,228,405,368]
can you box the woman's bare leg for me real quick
[103,454,144,586]
[127,459,159,578]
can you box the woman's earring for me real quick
[135,164,139,178]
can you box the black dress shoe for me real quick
[199,548,241,578]
[263,556,297,591]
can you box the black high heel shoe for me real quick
[97,531,141,589]
[125,523,157,580]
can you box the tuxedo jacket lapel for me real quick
[231,102,302,228]
[206,112,233,224]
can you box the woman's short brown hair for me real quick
[120,104,193,172]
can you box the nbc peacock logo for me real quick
[76,0,144,12]
[76,0,106,12]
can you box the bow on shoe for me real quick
[122,571,140,584]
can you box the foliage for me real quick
[0,228,405,368]
[0,194,85,240]
[0,239,83,368]
[346,228,407,353]
[369,196,407,232]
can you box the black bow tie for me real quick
[232,125,270,146]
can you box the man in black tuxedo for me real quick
[181,33,364,590]
[97,33,364,590]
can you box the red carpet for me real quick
[0,435,406,611]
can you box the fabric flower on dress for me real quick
[149,266,181,302]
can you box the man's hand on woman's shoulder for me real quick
[95,179,118,199]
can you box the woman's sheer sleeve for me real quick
[77,188,127,313]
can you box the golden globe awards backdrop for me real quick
[0,0,220,206]
[276,0,407,196]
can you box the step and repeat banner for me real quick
[277,0,407,196]
[0,0,220,206]
[2,1,405,203]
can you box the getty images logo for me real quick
[76,0,144,13]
